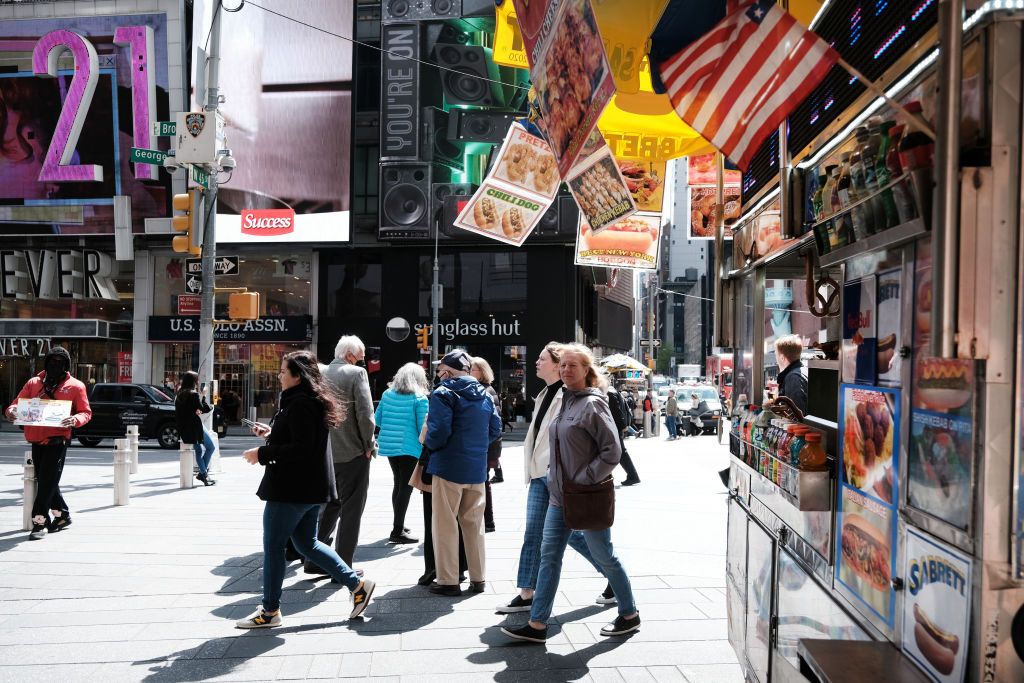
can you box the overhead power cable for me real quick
[238,0,531,92]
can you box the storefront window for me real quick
[152,252,312,316]
[325,258,382,318]
[419,252,528,317]
[762,278,831,400]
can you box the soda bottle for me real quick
[886,123,917,224]
[789,425,810,467]
[799,432,828,471]
[874,120,900,229]
[812,173,828,221]
[898,100,934,170]
[859,122,883,233]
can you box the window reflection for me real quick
[419,252,527,317]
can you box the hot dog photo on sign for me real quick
[575,213,660,271]
[453,182,547,246]
[901,528,971,682]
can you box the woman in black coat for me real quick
[237,351,376,628]
[174,371,215,486]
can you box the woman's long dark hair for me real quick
[282,350,346,429]
[177,371,199,396]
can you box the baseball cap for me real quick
[432,350,472,373]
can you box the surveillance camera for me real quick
[218,154,237,172]
[161,152,182,175]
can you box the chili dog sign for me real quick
[902,528,971,682]
[452,122,558,247]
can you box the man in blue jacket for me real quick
[425,350,501,596]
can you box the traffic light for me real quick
[416,326,429,351]
[228,292,260,320]
[171,189,204,255]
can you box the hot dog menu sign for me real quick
[901,528,971,682]
[452,122,558,247]
[836,384,900,629]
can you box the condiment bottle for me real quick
[799,432,827,471]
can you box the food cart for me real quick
[718,2,1024,681]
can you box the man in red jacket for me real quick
[4,347,92,540]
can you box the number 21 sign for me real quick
[30,25,159,182]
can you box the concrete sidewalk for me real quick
[0,431,739,682]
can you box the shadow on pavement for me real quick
[467,605,636,682]
[139,635,284,682]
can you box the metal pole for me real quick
[431,231,441,372]
[648,272,656,390]
[713,153,725,346]
[198,4,222,425]
[931,0,962,358]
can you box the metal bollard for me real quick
[209,432,222,474]
[179,442,195,489]
[126,425,140,475]
[113,438,131,505]
[23,450,36,531]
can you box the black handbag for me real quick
[555,433,615,531]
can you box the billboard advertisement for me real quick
[0,11,179,235]
[190,0,352,243]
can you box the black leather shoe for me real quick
[389,532,419,544]
[469,581,486,593]
[429,583,462,597]
[417,571,436,586]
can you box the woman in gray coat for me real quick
[502,343,639,643]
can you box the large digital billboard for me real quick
[0,11,179,235]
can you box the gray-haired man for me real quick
[306,335,376,574]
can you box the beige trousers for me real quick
[431,476,486,585]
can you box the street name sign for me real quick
[130,147,166,165]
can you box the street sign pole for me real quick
[198,6,222,434]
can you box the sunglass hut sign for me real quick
[416,318,522,340]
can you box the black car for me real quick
[74,383,226,448]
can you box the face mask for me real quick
[44,358,66,379]
[355,359,366,368]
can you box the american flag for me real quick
[659,0,838,170]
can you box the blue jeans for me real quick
[530,503,637,624]
[665,415,678,437]
[192,428,215,476]
[517,477,603,589]
[263,501,361,612]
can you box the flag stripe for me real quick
[657,1,838,170]
[694,12,802,139]
[717,34,822,161]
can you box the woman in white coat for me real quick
[496,342,609,614]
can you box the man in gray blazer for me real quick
[306,335,376,573]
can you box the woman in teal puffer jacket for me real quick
[375,363,430,544]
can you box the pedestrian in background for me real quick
[375,363,429,545]
[238,351,374,628]
[307,335,376,575]
[470,356,502,533]
[686,392,710,437]
[664,389,679,441]
[502,344,639,643]
[175,371,216,486]
[4,346,91,540]
[607,383,641,487]
[498,342,613,614]
[424,350,501,596]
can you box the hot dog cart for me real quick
[718,3,1024,681]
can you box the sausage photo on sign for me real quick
[840,513,891,592]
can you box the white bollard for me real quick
[23,450,36,531]
[209,432,222,474]
[643,412,652,438]
[126,425,139,475]
[113,438,131,506]
[179,442,195,489]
